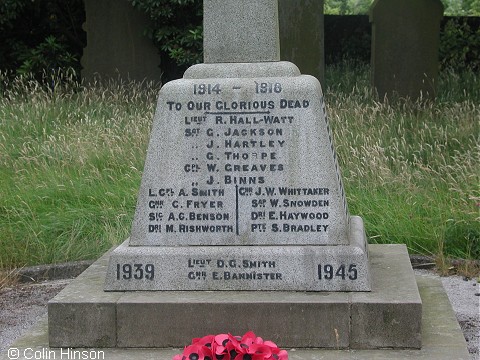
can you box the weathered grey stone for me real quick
[17,260,93,283]
[105,216,369,291]
[416,276,472,354]
[104,0,371,292]
[184,62,301,79]
[117,292,350,348]
[110,245,413,347]
[49,245,420,349]
[48,252,120,347]
[12,266,470,358]
[128,72,350,248]
[81,0,162,83]
[279,0,325,85]
[350,245,422,349]
[203,0,280,63]
[370,0,444,100]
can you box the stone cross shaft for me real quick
[203,0,280,63]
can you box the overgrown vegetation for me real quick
[0,74,157,268]
[0,0,85,81]
[128,0,203,80]
[2,0,479,81]
[0,65,478,270]
[326,63,479,263]
[440,17,480,71]
[325,0,480,15]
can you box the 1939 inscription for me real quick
[116,263,155,280]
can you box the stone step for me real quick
[49,244,420,349]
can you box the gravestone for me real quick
[104,0,371,292]
[279,0,325,86]
[370,0,444,100]
[81,0,162,83]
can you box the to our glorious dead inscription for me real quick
[130,76,349,247]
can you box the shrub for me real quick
[128,0,203,80]
[0,0,85,81]
[440,17,480,71]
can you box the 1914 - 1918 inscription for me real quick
[129,76,349,247]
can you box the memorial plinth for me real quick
[51,245,419,349]
[104,60,371,291]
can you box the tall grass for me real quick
[0,66,478,269]
[0,74,158,268]
[326,63,479,260]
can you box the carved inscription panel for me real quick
[130,76,349,246]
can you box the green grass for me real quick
[0,75,158,268]
[0,66,478,269]
[326,63,479,260]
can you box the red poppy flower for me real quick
[175,342,213,360]
[228,332,278,360]
[193,335,215,349]
[233,343,273,360]
[263,340,278,348]
[172,332,288,360]
[228,331,259,353]
[270,349,288,360]
[212,334,230,359]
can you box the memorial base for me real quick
[49,244,422,350]
[104,217,370,292]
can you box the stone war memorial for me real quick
[103,0,369,293]
[6,1,470,359]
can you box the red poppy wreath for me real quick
[173,331,288,360]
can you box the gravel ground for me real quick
[415,270,479,360]
[0,270,478,358]
[0,279,69,352]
